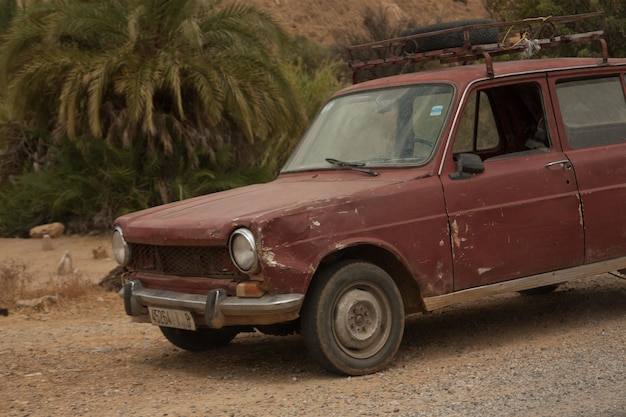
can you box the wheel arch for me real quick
[312,244,426,314]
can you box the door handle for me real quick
[545,160,572,170]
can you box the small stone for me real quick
[41,234,54,251]
[92,245,108,259]
[57,250,74,275]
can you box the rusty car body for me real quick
[113,12,626,375]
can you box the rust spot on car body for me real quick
[451,220,461,248]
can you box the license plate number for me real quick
[148,307,196,331]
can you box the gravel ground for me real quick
[1,269,625,417]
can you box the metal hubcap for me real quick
[334,288,383,351]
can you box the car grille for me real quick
[129,244,241,278]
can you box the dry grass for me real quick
[0,259,100,310]
[0,260,28,305]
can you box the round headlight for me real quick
[229,228,259,274]
[112,226,131,266]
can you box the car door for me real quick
[550,70,626,263]
[440,77,584,291]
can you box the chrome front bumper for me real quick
[122,280,304,328]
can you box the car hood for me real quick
[114,171,422,246]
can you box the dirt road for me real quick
[1,237,625,417]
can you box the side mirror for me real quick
[449,153,485,180]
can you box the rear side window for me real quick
[556,77,626,149]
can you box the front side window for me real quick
[282,84,454,172]
[452,82,550,160]
[556,76,626,149]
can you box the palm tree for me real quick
[0,0,304,203]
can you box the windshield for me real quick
[282,84,454,173]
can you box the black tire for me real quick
[159,326,239,351]
[301,261,405,376]
[400,19,498,53]
[518,284,560,296]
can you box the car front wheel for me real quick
[301,261,405,375]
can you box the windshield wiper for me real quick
[325,158,379,176]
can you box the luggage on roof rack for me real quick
[347,11,608,83]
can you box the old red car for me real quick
[113,12,626,375]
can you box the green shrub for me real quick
[0,134,281,236]
[0,0,17,35]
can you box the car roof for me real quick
[337,57,626,96]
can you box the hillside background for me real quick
[224,0,490,45]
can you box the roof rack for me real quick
[348,11,608,83]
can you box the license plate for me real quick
[148,307,196,331]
